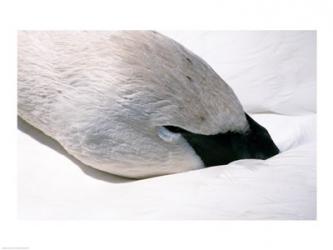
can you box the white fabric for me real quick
[18,31,316,219]
[18,114,316,219]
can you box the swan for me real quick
[18,31,279,178]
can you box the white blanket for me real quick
[18,113,316,219]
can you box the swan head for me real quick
[40,31,280,178]
[163,114,279,167]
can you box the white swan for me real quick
[18,31,279,178]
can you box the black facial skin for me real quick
[165,113,280,167]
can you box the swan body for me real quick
[18,31,278,178]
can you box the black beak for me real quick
[165,113,279,167]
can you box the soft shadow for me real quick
[17,116,132,184]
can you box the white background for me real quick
[0,0,332,250]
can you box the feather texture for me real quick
[18,31,248,178]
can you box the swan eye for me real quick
[164,126,187,133]
[158,126,182,143]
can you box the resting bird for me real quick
[18,31,279,178]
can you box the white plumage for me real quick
[18,31,248,178]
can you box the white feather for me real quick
[18,31,248,178]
